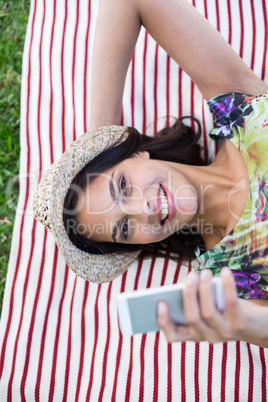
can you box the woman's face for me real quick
[75,152,198,244]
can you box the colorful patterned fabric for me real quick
[193,92,268,299]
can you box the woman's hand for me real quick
[157,268,268,347]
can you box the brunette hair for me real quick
[63,118,206,260]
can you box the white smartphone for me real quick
[117,277,226,336]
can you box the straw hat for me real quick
[33,126,141,283]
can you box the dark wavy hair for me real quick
[63,117,207,260]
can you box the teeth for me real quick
[160,186,169,222]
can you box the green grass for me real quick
[0,0,30,315]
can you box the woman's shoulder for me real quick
[208,92,261,122]
[207,92,268,144]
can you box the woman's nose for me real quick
[123,198,152,223]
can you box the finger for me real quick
[183,271,200,322]
[183,272,215,339]
[221,268,238,312]
[220,268,245,335]
[157,300,200,343]
[199,269,223,326]
[157,301,180,342]
[184,271,229,343]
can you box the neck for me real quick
[167,139,249,250]
[180,164,232,239]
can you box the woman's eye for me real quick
[121,220,128,240]
[120,175,127,196]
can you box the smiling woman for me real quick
[62,119,204,257]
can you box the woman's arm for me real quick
[137,0,268,100]
[89,0,141,128]
[89,0,268,128]
[157,268,268,348]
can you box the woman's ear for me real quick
[136,151,150,159]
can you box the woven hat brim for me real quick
[33,126,141,283]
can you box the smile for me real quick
[160,185,169,222]
[157,184,177,225]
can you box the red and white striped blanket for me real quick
[0,0,267,400]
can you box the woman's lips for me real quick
[162,184,176,222]
[157,184,177,224]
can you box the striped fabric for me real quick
[0,0,268,400]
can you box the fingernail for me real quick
[186,271,198,285]
[221,268,231,278]
[200,269,210,281]
[158,302,165,316]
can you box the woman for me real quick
[33,0,268,346]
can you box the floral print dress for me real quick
[192,92,268,299]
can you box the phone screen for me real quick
[120,286,186,335]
